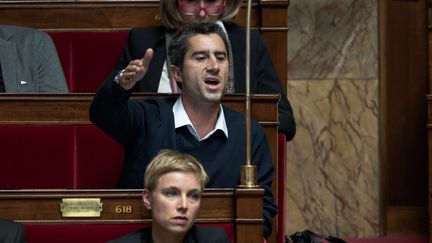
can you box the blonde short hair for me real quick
[160,0,242,29]
[144,149,209,192]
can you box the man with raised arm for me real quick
[90,23,276,239]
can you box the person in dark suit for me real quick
[0,24,68,93]
[107,149,230,243]
[0,219,28,243]
[91,22,276,239]
[109,0,296,140]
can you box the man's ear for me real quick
[142,189,152,210]
[171,65,183,85]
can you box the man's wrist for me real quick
[114,69,125,84]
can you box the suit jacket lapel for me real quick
[0,39,18,92]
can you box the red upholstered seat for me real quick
[24,223,235,243]
[75,125,124,189]
[0,125,75,189]
[0,125,123,189]
[49,32,128,93]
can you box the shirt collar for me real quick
[173,97,228,141]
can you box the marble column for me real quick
[286,0,379,237]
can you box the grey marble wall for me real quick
[286,0,379,237]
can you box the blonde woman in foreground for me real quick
[108,149,230,243]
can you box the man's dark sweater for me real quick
[90,78,277,238]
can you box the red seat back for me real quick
[0,125,123,189]
[75,125,124,189]
[0,125,75,189]
[49,32,128,93]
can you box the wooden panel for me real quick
[262,31,288,93]
[384,0,428,205]
[380,0,428,236]
[0,188,264,243]
[0,189,234,222]
[428,94,432,239]
[428,1,432,241]
[430,31,432,89]
[235,188,264,243]
[0,94,278,124]
[0,1,161,30]
[386,206,428,236]
[261,5,288,93]
[428,95,432,242]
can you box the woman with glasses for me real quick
[109,0,296,142]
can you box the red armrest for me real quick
[277,132,286,243]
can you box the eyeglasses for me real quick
[178,0,227,16]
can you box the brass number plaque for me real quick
[60,198,103,217]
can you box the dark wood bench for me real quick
[0,188,264,243]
